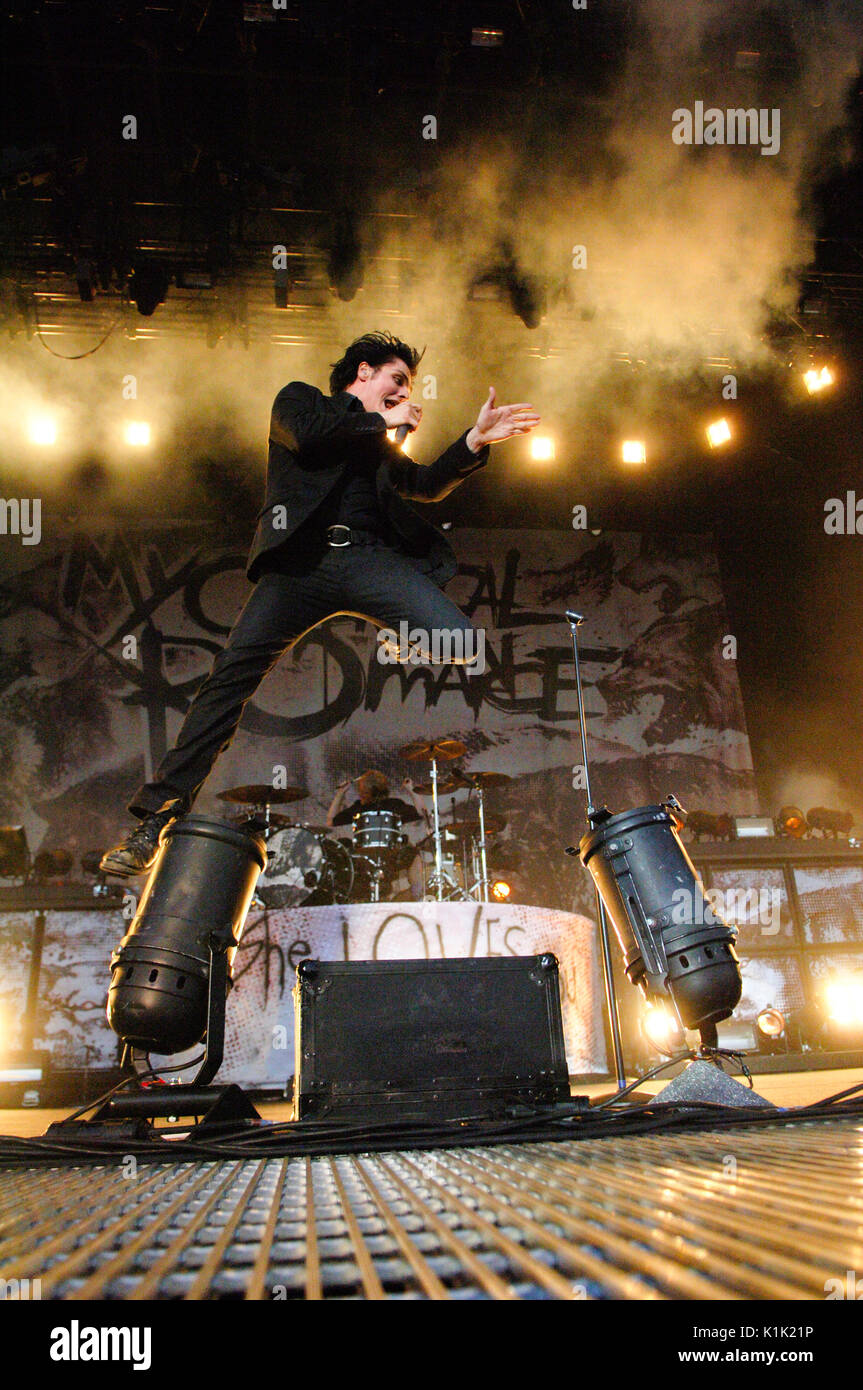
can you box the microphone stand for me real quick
[565,610,627,1092]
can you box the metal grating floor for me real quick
[2,1118,862,1299]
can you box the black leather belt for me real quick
[325,525,382,548]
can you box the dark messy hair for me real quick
[329,331,425,394]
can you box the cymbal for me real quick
[217,783,308,805]
[399,737,467,763]
[458,770,512,788]
[411,775,466,796]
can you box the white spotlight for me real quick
[530,435,555,461]
[642,1004,684,1053]
[824,976,863,1028]
[622,439,646,464]
[125,422,152,447]
[804,366,834,394]
[706,418,732,448]
[28,417,57,445]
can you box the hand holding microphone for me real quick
[382,400,422,444]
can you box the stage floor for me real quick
[1,1068,861,1300]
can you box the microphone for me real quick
[395,423,412,446]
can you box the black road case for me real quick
[293,954,570,1122]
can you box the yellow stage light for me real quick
[756,1006,785,1039]
[775,805,808,839]
[804,366,834,394]
[824,977,863,1028]
[28,417,57,445]
[642,1004,683,1052]
[490,879,512,902]
[621,439,646,464]
[530,435,555,461]
[125,422,152,446]
[706,418,732,448]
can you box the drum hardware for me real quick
[454,771,508,905]
[399,737,468,902]
[234,811,296,837]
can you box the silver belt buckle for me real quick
[326,525,352,548]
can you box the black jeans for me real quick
[128,539,475,817]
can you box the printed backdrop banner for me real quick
[0,524,757,919]
[216,901,606,1085]
[0,901,606,1082]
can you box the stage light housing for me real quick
[107,816,265,1057]
[579,800,742,1042]
[28,416,57,445]
[775,805,808,838]
[622,440,646,464]
[128,261,169,317]
[490,878,512,902]
[0,827,29,878]
[732,816,774,839]
[706,418,732,448]
[75,258,94,302]
[530,435,555,461]
[32,849,73,880]
[327,211,364,302]
[274,267,289,308]
[756,1006,786,1039]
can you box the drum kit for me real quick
[216,736,514,909]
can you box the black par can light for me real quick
[579,802,742,1031]
[107,815,266,1055]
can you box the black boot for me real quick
[99,800,187,878]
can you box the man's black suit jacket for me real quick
[246,382,490,585]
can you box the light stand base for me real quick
[653,1058,774,1109]
[45,1083,262,1140]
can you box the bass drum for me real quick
[257,827,353,908]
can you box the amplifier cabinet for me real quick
[293,954,570,1122]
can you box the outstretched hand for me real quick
[466,387,541,451]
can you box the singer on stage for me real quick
[101,330,540,876]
